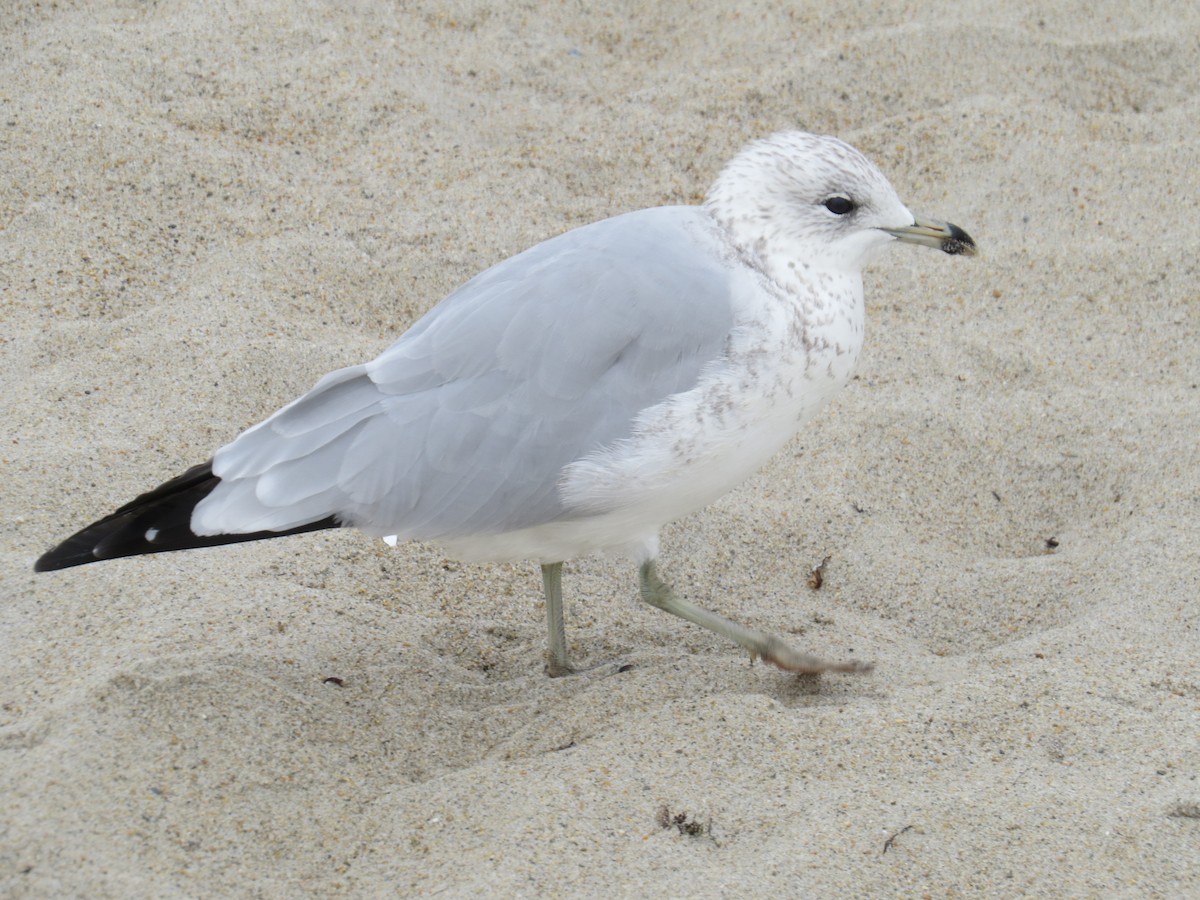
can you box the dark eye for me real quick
[823,196,856,215]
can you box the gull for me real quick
[35,131,976,676]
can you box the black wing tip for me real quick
[32,460,343,573]
[33,460,220,573]
[34,543,95,572]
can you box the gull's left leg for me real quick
[541,561,574,677]
[637,560,872,674]
[540,562,631,678]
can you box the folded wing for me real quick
[192,206,738,542]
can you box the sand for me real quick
[3,0,1199,896]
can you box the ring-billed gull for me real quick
[35,131,975,676]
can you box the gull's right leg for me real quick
[637,560,872,674]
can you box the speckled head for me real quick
[704,131,975,275]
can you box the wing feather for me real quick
[195,206,737,541]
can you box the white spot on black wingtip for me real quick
[145,527,159,542]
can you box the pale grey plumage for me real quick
[195,207,736,542]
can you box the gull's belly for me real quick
[614,336,859,521]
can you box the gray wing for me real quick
[193,206,737,541]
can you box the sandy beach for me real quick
[3,0,1199,895]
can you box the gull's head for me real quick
[704,130,976,275]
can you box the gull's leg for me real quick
[541,562,574,677]
[541,562,632,678]
[637,560,872,674]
